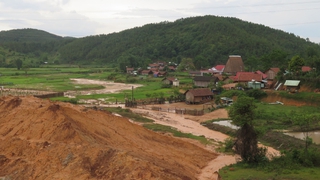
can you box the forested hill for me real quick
[0,28,64,43]
[1,15,320,71]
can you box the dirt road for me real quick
[130,108,237,179]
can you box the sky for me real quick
[0,0,319,43]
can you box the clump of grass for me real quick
[103,107,154,123]
[143,123,210,145]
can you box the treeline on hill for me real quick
[0,15,320,72]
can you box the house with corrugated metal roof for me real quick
[284,80,300,93]
[184,88,213,104]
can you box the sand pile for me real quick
[0,96,217,180]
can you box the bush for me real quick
[223,137,235,152]
[246,89,267,99]
[161,83,172,88]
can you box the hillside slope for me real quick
[0,96,217,180]
[0,16,319,70]
[0,28,64,43]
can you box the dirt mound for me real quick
[0,96,217,180]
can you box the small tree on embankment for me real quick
[228,96,266,163]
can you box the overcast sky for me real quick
[0,0,319,43]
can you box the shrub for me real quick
[246,89,267,99]
[223,137,235,152]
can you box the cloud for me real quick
[0,0,98,37]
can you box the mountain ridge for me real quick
[0,15,319,71]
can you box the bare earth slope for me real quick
[0,96,217,180]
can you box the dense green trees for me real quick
[1,16,320,70]
[15,59,22,70]
[288,55,305,75]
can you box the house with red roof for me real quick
[232,72,263,83]
[229,72,264,89]
[215,65,225,72]
[255,70,267,79]
[141,70,153,76]
[302,66,312,72]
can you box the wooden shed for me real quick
[184,88,213,104]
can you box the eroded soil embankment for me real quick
[261,92,318,106]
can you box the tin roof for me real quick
[284,80,300,86]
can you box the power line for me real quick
[186,0,320,10]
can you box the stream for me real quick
[213,120,320,144]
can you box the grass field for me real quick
[220,163,320,180]
[0,67,192,103]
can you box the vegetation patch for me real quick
[143,123,210,145]
[103,107,154,123]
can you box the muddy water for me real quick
[284,131,320,144]
[213,121,320,144]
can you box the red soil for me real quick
[0,96,217,180]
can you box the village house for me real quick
[154,71,167,77]
[214,65,225,74]
[232,72,263,83]
[284,80,301,93]
[265,68,280,80]
[265,67,280,88]
[168,66,176,72]
[148,63,160,69]
[207,65,225,75]
[162,77,179,86]
[126,67,134,74]
[230,72,264,89]
[141,70,153,76]
[223,55,245,76]
[184,88,213,104]
[193,76,219,88]
[189,71,202,77]
[302,66,312,72]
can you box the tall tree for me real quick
[228,96,266,163]
[176,58,195,71]
[288,55,305,75]
[15,59,22,70]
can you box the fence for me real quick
[137,105,205,116]
[0,88,63,98]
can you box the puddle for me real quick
[212,120,239,130]
[284,131,320,144]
